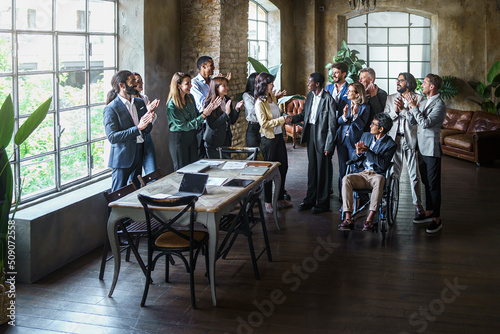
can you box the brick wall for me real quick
[180,0,249,149]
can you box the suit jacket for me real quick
[255,94,286,139]
[203,100,239,147]
[351,132,397,175]
[325,82,349,118]
[408,95,447,157]
[292,90,337,153]
[104,96,152,169]
[336,101,370,146]
[384,92,425,150]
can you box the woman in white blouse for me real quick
[254,73,293,213]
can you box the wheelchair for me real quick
[340,161,399,240]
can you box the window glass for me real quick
[61,146,88,185]
[91,140,107,173]
[59,72,86,108]
[90,69,111,104]
[59,35,86,71]
[91,106,106,139]
[18,74,53,115]
[0,2,12,29]
[56,0,86,31]
[18,113,54,158]
[16,0,53,31]
[389,28,409,45]
[0,33,12,72]
[20,154,56,197]
[368,28,387,44]
[89,0,115,33]
[90,35,115,68]
[60,109,87,147]
[18,34,53,72]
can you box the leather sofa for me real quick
[282,97,305,148]
[440,109,500,165]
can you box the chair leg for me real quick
[99,236,110,280]
[246,230,260,280]
[189,252,197,309]
[259,213,272,262]
[165,255,170,283]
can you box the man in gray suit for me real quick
[405,74,447,233]
[385,72,425,221]
[292,72,337,214]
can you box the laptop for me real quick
[172,173,209,197]
[177,162,211,174]
[240,166,269,176]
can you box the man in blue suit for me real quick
[104,70,156,192]
[325,62,349,196]
[339,113,397,231]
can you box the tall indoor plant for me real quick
[0,94,51,323]
[325,40,366,84]
[467,61,500,114]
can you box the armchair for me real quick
[281,96,305,148]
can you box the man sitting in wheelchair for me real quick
[339,113,397,231]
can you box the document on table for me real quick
[198,160,225,167]
[222,161,247,169]
[206,177,227,186]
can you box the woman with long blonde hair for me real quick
[166,72,221,169]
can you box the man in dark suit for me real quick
[292,73,337,214]
[339,113,397,231]
[405,73,447,233]
[104,70,156,192]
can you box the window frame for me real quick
[248,0,268,71]
[0,0,118,203]
[347,12,431,94]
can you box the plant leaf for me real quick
[247,57,269,74]
[325,63,332,69]
[0,152,14,263]
[0,95,14,150]
[342,40,348,50]
[268,64,282,78]
[278,95,305,106]
[476,82,486,97]
[351,50,360,56]
[495,87,500,98]
[14,97,52,145]
[486,61,500,83]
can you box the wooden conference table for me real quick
[106,160,281,306]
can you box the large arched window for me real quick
[347,12,431,94]
[248,0,268,68]
[247,0,281,86]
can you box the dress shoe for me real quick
[284,191,291,201]
[298,202,313,211]
[413,213,433,224]
[311,206,330,214]
[426,219,442,233]
[338,220,354,231]
[277,199,293,209]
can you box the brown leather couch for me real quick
[440,109,500,165]
[282,97,305,148]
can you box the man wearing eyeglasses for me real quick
[384,72,425,223]
[338,113,397,231]
[405,74,447,234]
[359,67,388,132]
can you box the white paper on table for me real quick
[206,177,227,186]
[145,193,172,199]
[222,161,247,169]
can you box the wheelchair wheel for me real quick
[387,175,399,226]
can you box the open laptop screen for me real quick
[178,173,209,195]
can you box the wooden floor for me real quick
[9,142,500,334]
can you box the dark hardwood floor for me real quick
[8,142,500,334]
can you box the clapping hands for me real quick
[355,140,368,155]
[273,89,287,99]
[203,96,223,117]
[147,98,160,112]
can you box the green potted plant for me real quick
[467,61,500,114]
[416,76,460,100]
[325,40,366,84]
[0,94,51,324]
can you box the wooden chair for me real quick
[282,96,305,148]
[137,168,165,187]
[217,183,271,280]
[99,184,161,280]
[137,194,209,308]
[217,146,259,160]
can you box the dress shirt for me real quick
[309,89,323,125]
[362,134,386,171]
[191,73,210,113]
[269,102,282,135]
[332,82,347,103]
[243,92,258,123]
[118,95,143,143]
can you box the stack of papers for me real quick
[222,161,247,170]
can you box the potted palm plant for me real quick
[0,94,51,324]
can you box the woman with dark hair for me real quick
[203,77,244,159]
[336,81,370,197]
[254,72,292,213]
[243,72,261,147]
[166,72,221,169]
